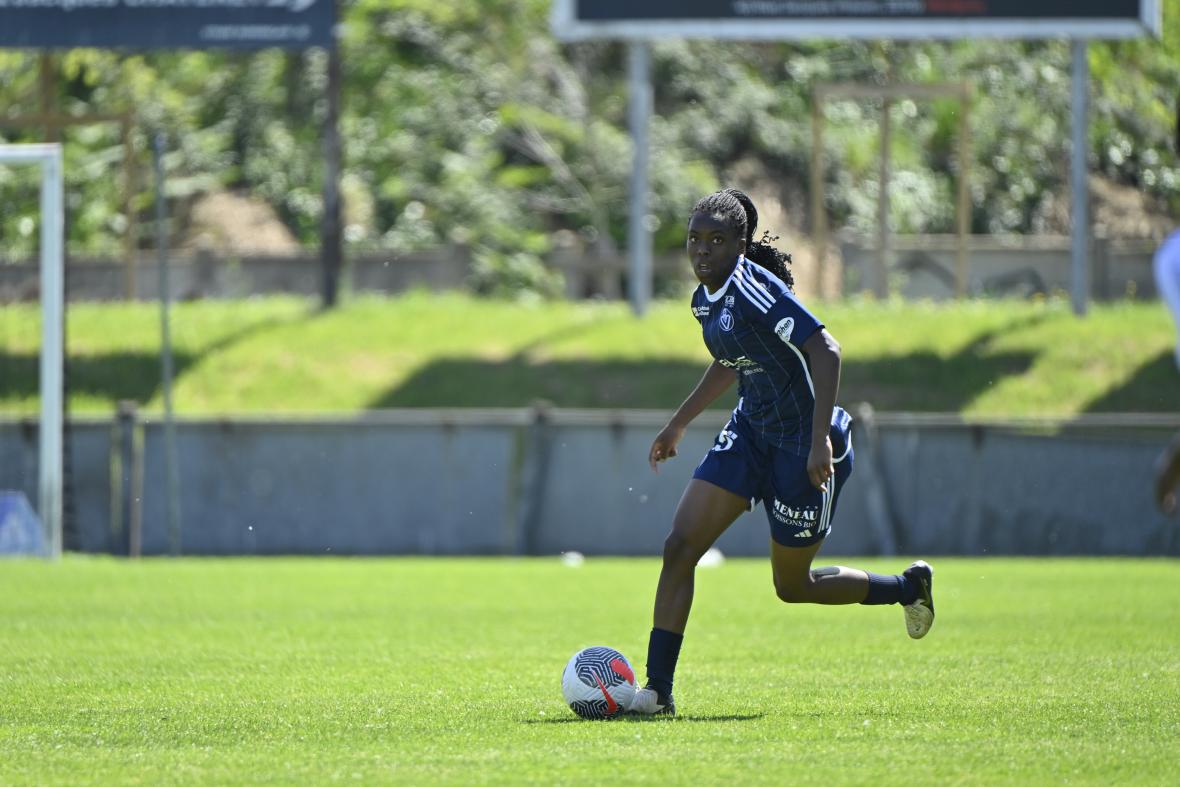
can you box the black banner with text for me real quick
[0,0,335,49]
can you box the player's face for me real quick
[687,211,745,290]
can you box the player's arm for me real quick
[801,328,842,491]
[649,360,737,471]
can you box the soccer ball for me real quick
[561,646,638,720]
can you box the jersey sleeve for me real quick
[761,290,822,348]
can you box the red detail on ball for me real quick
[610,657,635,684]
[592,673,619,715]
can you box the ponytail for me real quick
[723,188,794,291]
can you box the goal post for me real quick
[0,143,64,559]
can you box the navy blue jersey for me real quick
[690,255,825,455]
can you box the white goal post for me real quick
[0,144,64,559]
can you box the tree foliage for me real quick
[2,0,1180,292]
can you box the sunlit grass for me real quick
[1,556,1177,785]
[0,293,1174,416]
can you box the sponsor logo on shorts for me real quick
[772,499,819,529]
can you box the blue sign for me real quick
[0,0,335,49]
[0,491,45,557]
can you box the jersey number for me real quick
[712,425,737,453]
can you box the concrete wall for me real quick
[2,235,1159,303]
[2,409,1177,557]
[839,235,1159,300]
[0,249,473,302]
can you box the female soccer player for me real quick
[628,189,935,716]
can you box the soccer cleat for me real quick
[627,686,676,716]
[902,560,935,639]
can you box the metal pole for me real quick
[320,44,344,309]
[810,93,827,299]
[1070,39,1091,316]
[39,146,64,560]
[627,41,653,316]
[154,133,182,555]
[956,87,971,298]
[875,97,892,299]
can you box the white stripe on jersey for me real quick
[779,339,816,398]
[743,258,792,295]
[733,266,774,312]
[732,275,771,313]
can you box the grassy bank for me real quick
[1,293,1176,417]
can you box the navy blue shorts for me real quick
[692,408,853,547]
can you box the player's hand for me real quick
[1155,437,1180,515]
[649,425,684,472]
[807,436,835,492]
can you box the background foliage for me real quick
[2,1,1180,274]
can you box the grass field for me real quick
[2,556,1178,785]
[1,293,1177,417]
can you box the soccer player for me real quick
[629,189,934,716]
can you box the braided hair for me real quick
[690,188,795,291]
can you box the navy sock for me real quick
[860,572,912,605]
[645,627,683,699]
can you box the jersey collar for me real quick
[701,255,745,302]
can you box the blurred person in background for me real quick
[1153,101,1180,515]
[628,189,934,717]
[1154,231,1180,370]
[1161,97,1180,354]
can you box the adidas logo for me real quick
[794,529,811,538]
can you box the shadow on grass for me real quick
[521,713,764,724]
[371,315,1046,411]
[839,313,1044,411]
[369,358,712,409]
[1081,349,1180,413]
[0,315,296,408]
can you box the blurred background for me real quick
[1,0,1178,559]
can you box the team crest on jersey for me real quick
[719,308,734,332]
[774,317,795,342]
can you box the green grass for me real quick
[1,293,1177,417]
[1,557,1178,785]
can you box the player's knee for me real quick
[773,577,811,604]
[661,531,702,571]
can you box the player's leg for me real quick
[769,532,935,638]
[770,540,871,604]
[767,453,873,604]
[654,478,749,632]
[764,429,935,636]
[632,478,749,716]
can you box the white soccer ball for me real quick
[561,646,638,720]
